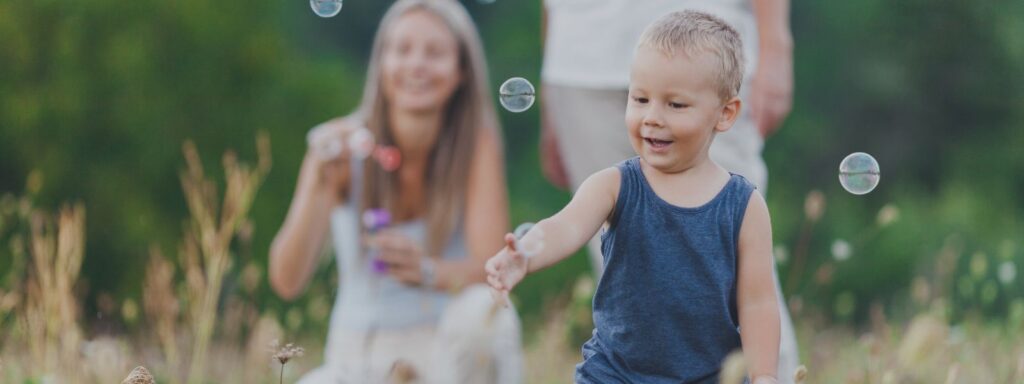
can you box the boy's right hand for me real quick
[485,233,529,307]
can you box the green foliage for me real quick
[0,0,1021,333]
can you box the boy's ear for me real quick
[715,96,742,133]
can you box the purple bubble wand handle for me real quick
[362,209,391,231]
[363,208,392,274]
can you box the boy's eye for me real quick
[669,102,687,109]
[633,97,649,104]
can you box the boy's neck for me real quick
[642,149,717,179]
[640,154,732,208]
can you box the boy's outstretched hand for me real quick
[485,233,529,307]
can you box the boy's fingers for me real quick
[504,233,517,251]
[487,274,502,290]
[487,286,503,309]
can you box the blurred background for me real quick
[1,0,1022,382]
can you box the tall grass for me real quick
[178,134,271,384]
[22,203,86,380]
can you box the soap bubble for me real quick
[839,152,880,195]
[513,222,545,257]
[310,0,342,18]
[498,77,536,113]
[373,146,402,172]
[348,127,376,160]
[307,125,343,160]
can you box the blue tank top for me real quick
[576,157,756,384]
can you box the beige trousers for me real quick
[297,285,523,384]
[542,84,798,383]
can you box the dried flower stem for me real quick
[182,134,271,384]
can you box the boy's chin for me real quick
[639,152,679,171]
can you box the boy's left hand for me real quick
[484,233,529,307]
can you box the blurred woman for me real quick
[269,1,521,382]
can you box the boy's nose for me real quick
[642,109,665,128]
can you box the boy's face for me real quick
[625,46,741,173]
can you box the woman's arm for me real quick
[268,121,351,300]
[737,191,781,382]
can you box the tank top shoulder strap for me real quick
[607,157,642,228]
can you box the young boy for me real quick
[486,10,780,384]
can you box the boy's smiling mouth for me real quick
[644,137,674,150]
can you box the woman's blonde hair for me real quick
[351,0,499,256]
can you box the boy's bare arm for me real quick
[737,191,781,382]
[485,167,620,299]
[525,167,620,273]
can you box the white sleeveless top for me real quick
[325,171,467,330]
[542,0,758,89]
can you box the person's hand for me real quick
[305,120,354,190]
[370,230,429,286]
[484,233,529,307]
[748,45,793,138]
[540,88,570,190]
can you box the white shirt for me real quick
[542,0,758,89]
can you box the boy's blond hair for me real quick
[637,10,745,101]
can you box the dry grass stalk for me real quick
[792,365,807,383]
[786,190,826,292]
[22,203,85,378]
[144,246,181,382]
[245,315,284,382]
[122,366,156,384]
[180,134,271,384]
[718,351,747,384]
[270,339,304,384]
[82,336,131,383]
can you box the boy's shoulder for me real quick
[578,166,622,201]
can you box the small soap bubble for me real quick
[348,127,376,160]
[499,77,536,113]
[513,222,545,257]
[307,125,343,160]
[310,0,342,18]
[374,146,402,172]
[839,152,880,195]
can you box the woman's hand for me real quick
[305,120,355,190]
[370,230,431,286]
